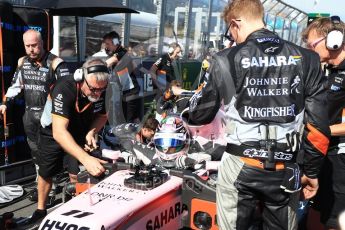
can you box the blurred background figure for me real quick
[102,31,141,123]
[150,42,182,91]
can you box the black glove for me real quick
[114,46,127,61]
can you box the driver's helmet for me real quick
[153,116,190,168]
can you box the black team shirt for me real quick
[51,75,106,146]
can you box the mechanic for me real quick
[103,31,141,123]
[302,16,345,230]
[24,58,109,228]
[0,29,69,205]
[150,42,182,91]
[183,0,330,228]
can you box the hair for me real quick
[82,57,109,82]
[103,31,120,41]
[302,17,345,43]
[23,29,43,42]
[143,115,159,131]
[169,42,181,51]
[223,0,264,23]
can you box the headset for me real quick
[326,16,344,50]
[110,31,121,46]
[168,42,182,55]
[74,65,109,82]
[112,37,120,46]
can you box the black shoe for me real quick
[28,188,38,202]
[22,209,47,230]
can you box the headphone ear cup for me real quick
[112,38,120,46]
[168,47,174,54]
[74,68,84,82]
[326,30,344,50]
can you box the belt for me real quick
[230,141,289,151]
[226,143,295,161]
[240,157,285,170]
[226,143,296,170]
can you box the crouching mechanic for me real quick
[101,115,159,152]
[185,0,330,229]
[25,58,109,227]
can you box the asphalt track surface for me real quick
[1,173,69,229]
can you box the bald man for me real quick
[0,29,70,207]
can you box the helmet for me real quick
[153,116,190,168]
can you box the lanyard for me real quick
[75,83,92,113]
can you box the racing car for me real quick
[38,114,225,230]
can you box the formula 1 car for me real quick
[39,162,187,230]
[38,111,226,230]
[39,162,221,230]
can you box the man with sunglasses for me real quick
[302,17,345,230]
[223,25,236,49]
[24,58,109,227]
[185,0,330,229]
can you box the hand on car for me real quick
[81,155,106,177]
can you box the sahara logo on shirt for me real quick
[241,56,301,68]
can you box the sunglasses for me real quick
[84,78,107,93]
[224,19,241,42]
[306,37,326,49]
[224,26,234,42]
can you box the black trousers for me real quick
[23,108,43,164]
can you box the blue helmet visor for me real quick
[154,138,184,148]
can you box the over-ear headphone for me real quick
[110,31,121,46]
[326,16,344,50]
[112,37,120,46]
[74,65,109,82]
